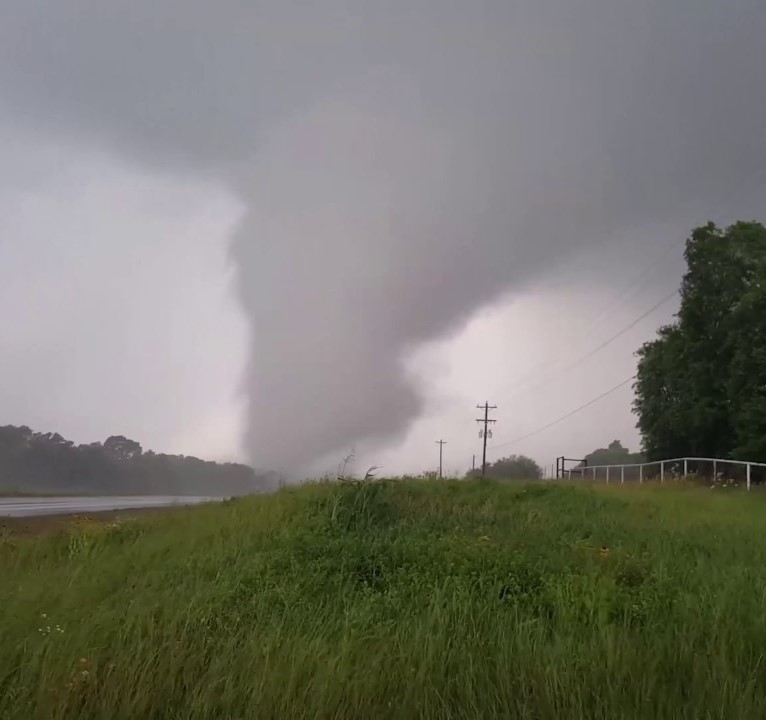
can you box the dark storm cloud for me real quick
[2,1,765,472]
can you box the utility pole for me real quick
[435,440,447,479]
[475,402,498,477]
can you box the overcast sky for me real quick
[1,1,765,479]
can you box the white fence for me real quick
[563,456,766,491]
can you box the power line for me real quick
[497,268,679,405]
[488,163,765,455]
[495,242,682,400]
[577,243,683,339]
[480,154,766,466]
[553,290,677,375]
[574,160,766,340]
[492,160,766,403]
[502,289,677,406]
[491,375,636,452]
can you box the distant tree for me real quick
[467,454,542,480]
[0,425,32,454]
[104,435,143,462]
[0,424,272,495]
[634,221,766,461]
[0,426,33,489]
[579,440,644,468]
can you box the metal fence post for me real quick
[639,464,643,484]
[592,466,596,482]
[661,461,665,483]
[684,458,688,477]
[713,459,717,481]
[621,466,625,484]
[606,466,610,484]
[747,463,751,491]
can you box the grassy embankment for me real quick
[2,479,766,719]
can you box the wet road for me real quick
[0,496,223,517]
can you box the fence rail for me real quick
[562,456,766,490]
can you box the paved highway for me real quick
[0,496,223,518]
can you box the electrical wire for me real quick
[490,375,636,452]
[501,289,677,406]
[481,134,766,461]
[491,160,766,402]
[495,250,681,402]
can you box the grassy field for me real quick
[2,479,766,719]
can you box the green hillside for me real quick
[2,479,766,719]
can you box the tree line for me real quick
[0,425,277,495]
[634,221,766,462]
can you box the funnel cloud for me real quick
[1,2,765,473]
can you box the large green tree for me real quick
[634,221,766,461]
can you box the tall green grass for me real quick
[2,479,766,719]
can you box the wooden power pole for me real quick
[476,402,497,476]
[435,439,447,479]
